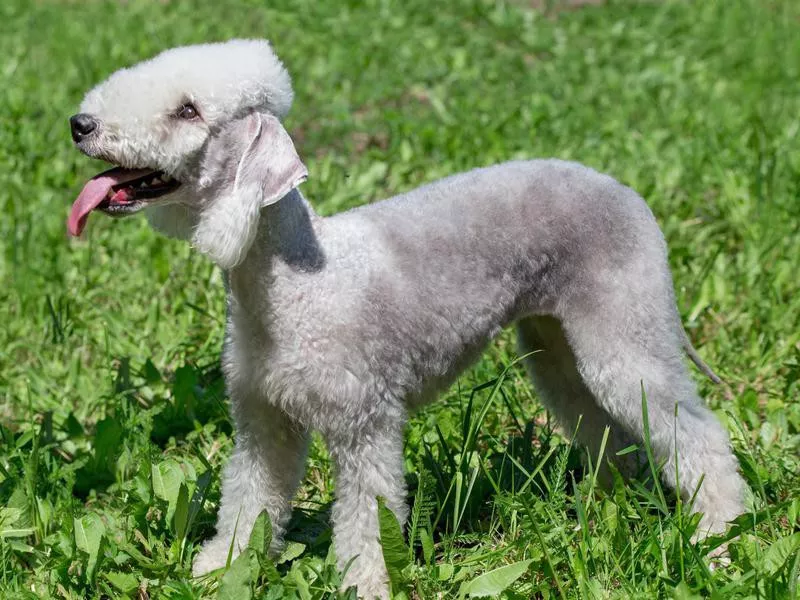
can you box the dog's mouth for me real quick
[67,166,181,236]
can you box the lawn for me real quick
[1,0,798,598]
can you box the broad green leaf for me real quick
[187,469,212,532]
[377,496,411,588]
[6,488,30,523]
[438,562,455,581]
[672,581,702,600]
[217,547,253,600]
[278,541,306,564]
[152,459,183,502]
[173,482,189,539]
[245,510,281,582]
[420,527,434,565]
[14,431,33,450]
[264,584,287,600]
[248,510,273,556]
[74,513,105,579]
[460,559,533,598]
[105,571,138,594]
[35,496,53,533]
[703,501,794,553]
[0,507,31,538]
[289,561,312,600]
[761,532,800,575]
[0,508,23,526]
[602,499,618,534]
[152,459,185,520]
[74,513,104,554]
[6,539,34,554]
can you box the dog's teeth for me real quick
[151,177,162,185]
[139,180,149,188]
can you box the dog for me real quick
[67,39,746,598]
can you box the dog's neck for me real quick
[227,188,325,305]
[258,188,325,271]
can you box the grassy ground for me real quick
[1,0,799,597]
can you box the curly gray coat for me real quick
[68,40,746,599]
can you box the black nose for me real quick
[70,113,98,143]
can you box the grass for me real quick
[1,0,798,597]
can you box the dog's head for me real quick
[68,39,307,269]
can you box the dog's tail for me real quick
[683,330,723,385]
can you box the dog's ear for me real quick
[191,112,307,270]
[234,112,308,208]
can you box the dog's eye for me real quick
[176,103,199,120]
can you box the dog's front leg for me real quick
[193,401,309,576]
[327,423,408,600]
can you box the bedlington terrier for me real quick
[67,39,746,599]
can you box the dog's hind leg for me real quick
[558,291,746,536]
[193,401,309,576]
[517,315,645,484]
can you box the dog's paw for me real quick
[192,539,234,577]
[346,582,390,600]
[342,566,391,600]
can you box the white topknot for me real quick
[80,39,293,123]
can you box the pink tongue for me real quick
[67,167,153,236]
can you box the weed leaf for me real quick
[173,482,189,540]
[218,547,254,600]
[152,459,185,520]
[105,571,138,593]
[761,532,800,575]
[248,509,273,556]
[378,496,411,589]
[459,559,533,598]
[73,513,104,579]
